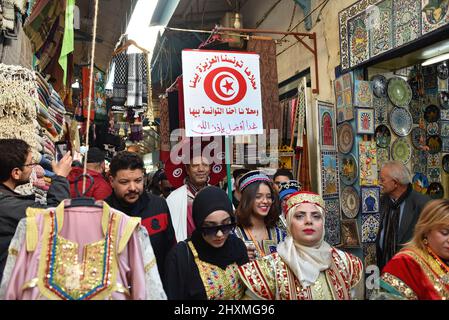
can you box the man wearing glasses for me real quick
[0,139,72,283]
[376,160,430,271]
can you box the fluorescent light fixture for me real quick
[422,53,449,66]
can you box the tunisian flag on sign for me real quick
[182,49,263,137]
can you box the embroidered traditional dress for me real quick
[234,226,287,259]
[188,241,244,300]
[238,249,363,300]
[0,200,166,300]
[380,246,449,300]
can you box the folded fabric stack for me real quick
[0,63,39,159]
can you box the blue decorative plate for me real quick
[412,173,429,194]
[375,125,391,148]
[370,75,387,98]
[389,107,413,136]
[411,127,426,149]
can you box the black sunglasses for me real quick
[201,223,236,236]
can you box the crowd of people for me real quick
[0,138,447,300]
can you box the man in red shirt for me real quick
[67,147,112,200]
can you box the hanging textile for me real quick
[246,38,280,134]
[94,68,107,124]
[81,66,95,122]
[298,132,311,191]
[58,0,75,86]
[112,52,127,106]
[159,96,170,162]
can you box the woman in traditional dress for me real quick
[378,199,449,300]
[238,191,364,300]
[164,186,248,300]
[234,170,287,260]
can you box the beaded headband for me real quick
[285,191,325,215]
[279,180,302,201]
[239,171,271,192]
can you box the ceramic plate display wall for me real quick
[412,173,429,194]
[411,127,427,149]
[439,91,449,109]
[442,109,449,120]
[359,140,378,186]
[392,137,412,164]
[373,97,390,126]
[361,186,380,214]
[427,122,439,135]
[354,80,373,108]
[318,101,337,151]
[427,182,444,199]
[324,198,341,246]
[348,14,369,68]
[443,138,449,153]
[387,77,412,107]
[427,135,443,154]
[321,151,340,199]
[389,107,413,136]
[393,0,420,48]
[339,153,358,186]
[375,124,391,148]
[428,167,441,183]
[370,75,387,98]
[437,62,449,80]
[341,185,360,219]
[409,100,423,124]
[341,219,361,248]
[422,0,449,35]
[361,213,380,243]
[377,147,390,169]
[424,104,441,122]
[356,108,375,134]
[441,121,449,137]
[428,153,441,168]
[337,122,354,154]
[442,154,449,173]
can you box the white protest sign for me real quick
[182,49,263,137]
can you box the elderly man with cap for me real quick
[67,147,112,200]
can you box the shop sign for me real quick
[182,49,263,137]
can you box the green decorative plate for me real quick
[391,137,412,164]
[387,77,412,108]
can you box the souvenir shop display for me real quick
[389,107,413,136]
[375,124,391,148]
[370,75,387,98]
[356,108,375,134]
[339,153,358,186]
[387,77,413,108]
[340,185,360,219]
[337,122,354,154]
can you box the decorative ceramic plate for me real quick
[437,62,449,80]
[391,137,412,164]
[424,104,441,123]
[412,173,429,194]
[341,186,360,218]
[439,92,449,109]
[377,147,389,168]
[427,135,442,154]
[411,127,426,149]
[389,107,413,136]
[442,154,449,173]
[427,182,444,199]
[427,122,439,135]
[387,77,412,107]
[337,122,354,154]
[428,168,441,182]
[339,153,358,186]
[370,74,387,98]
[375,125,391,148]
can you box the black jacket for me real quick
[0,175,70,282]
[105,192,176,280]
[376,188,430,270]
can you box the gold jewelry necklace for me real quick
[426,245,449,285]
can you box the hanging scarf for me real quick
[380,184,413,270]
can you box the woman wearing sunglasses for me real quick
[164,186,249,300]
[234,170,287,261]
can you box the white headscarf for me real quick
[277,203,332,287]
